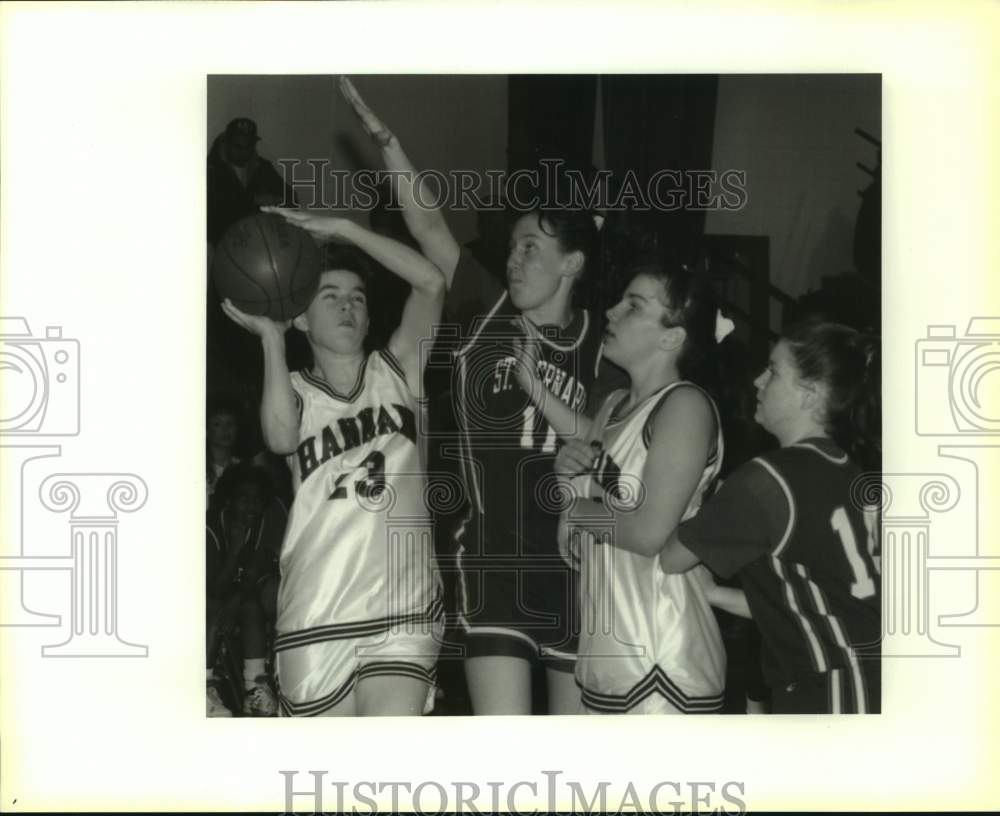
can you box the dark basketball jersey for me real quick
[447,251,604,556]
[677,438,881,711]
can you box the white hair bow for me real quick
[715,311,736,343]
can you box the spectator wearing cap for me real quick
[207,117,298,244]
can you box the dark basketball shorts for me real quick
[455,539,580,672]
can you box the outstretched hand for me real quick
[261,206,352,244]
[339,76,395,147]
[221,299,291,338]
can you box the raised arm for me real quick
[340,221,445,395]
[220,302,299,454]
[339,76,461,285]
[264,208,444,396]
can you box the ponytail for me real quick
[785,321,882,471]
[627,258,752,474]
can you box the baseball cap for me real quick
[224,117,260,147]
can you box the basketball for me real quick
[212,213,322,321]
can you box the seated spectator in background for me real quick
[206,396,244,508]
[206,463,286,717]
[206,394,276,511]
[207,117,297,245]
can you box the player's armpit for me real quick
[388,283,446,397]
[443,249,505,335]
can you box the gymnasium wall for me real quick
[207,74,880,301]
[207,74,508,246]
[704,74,881,299]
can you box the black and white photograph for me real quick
[205,73,882,718]
[2,2,997,812]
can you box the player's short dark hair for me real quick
[528,208,599,280]
[322,245,374,291]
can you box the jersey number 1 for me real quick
[830,507,879,600]
[520,406,557,452]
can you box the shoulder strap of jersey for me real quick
[376,347,407,386]
[640,381,712,442]
[289,374,304,424]
[748,454,796,557]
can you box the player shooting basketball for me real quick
[223,215,446,717]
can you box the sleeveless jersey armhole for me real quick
[748,456,796,557]
[377,347,408,386]
[641,382,719,458]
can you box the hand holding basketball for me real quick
[221,299,291,339]
[212,213,321,320]
[261,206,353,243]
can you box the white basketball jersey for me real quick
[570,382,726,714]
[275,350,440,653]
